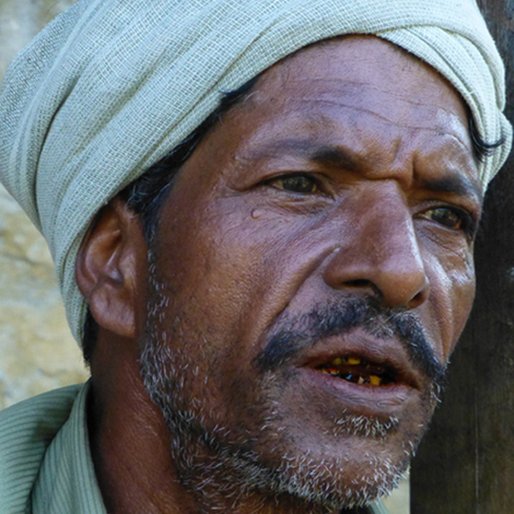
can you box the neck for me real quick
[89,331,191,513]
[88,332,348,513]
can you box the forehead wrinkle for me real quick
[231,88,476,187]
[292,97,405,128]
[282,77,463,115]
[236,125,473,179]
[268,98,472,152]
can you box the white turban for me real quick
[0,0,511,343]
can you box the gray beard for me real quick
[138,253,424,513]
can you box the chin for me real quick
[188,422,415,512]
[216,392,428,511]
[142,353,430,512]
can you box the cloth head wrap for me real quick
[0,0,511,343]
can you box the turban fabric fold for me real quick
[0,0,511,343]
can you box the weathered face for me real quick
[139,36,481,510]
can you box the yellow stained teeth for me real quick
[322,368,339,375]
[347,357,361,365]
[332,357,344,366]
[370,375,382,386]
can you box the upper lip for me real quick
[297,330,425,390]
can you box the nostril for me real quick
[341,276,429,310]
[343,279,383,300]
[346,279,374,288]
[407,281,430,309]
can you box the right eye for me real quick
[267,174,320,194]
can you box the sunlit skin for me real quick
[77,36,481,513]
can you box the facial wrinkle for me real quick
[139,256,424,512]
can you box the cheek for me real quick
[162,196,311,302]
[448,252,476,346]
[425,245,476,360]
[153,195,336,392]
[153,200,282,362]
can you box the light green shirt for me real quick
[0,382,105,513]
[0,383,389,513]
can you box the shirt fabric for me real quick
[0,383,389,513]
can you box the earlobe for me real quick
[76,197,147,339]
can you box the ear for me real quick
[76,197,147,339]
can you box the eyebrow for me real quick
[249,139,363,172]
[249,138,483,204]
[310,145,362,173]
[417,175,483,205]
[315,147,483,203]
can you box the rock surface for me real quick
[0,0,87,410]
[0,184,87,409]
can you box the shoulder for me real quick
[0,385,82,513]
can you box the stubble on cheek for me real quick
[138,252,441,511]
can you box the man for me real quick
[0,1,511,513]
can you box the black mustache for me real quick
[255,296,446,385]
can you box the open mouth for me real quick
[315,355,396,387]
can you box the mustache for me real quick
[254,296,446,385]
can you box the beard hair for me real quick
[139,251,432,512]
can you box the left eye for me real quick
[422,207,469,231]
[267,174,319,194]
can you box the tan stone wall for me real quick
[0,185,87,409]
[0,0,88,410]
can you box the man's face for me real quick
[138,36,481,510]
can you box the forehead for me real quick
[253,35,470,122]
[171,35,480,203]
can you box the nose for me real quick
[322,198,429,310]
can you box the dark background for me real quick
[411,1,514,512]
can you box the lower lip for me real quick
[298,367,417,418]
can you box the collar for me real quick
[30,381,106,513]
